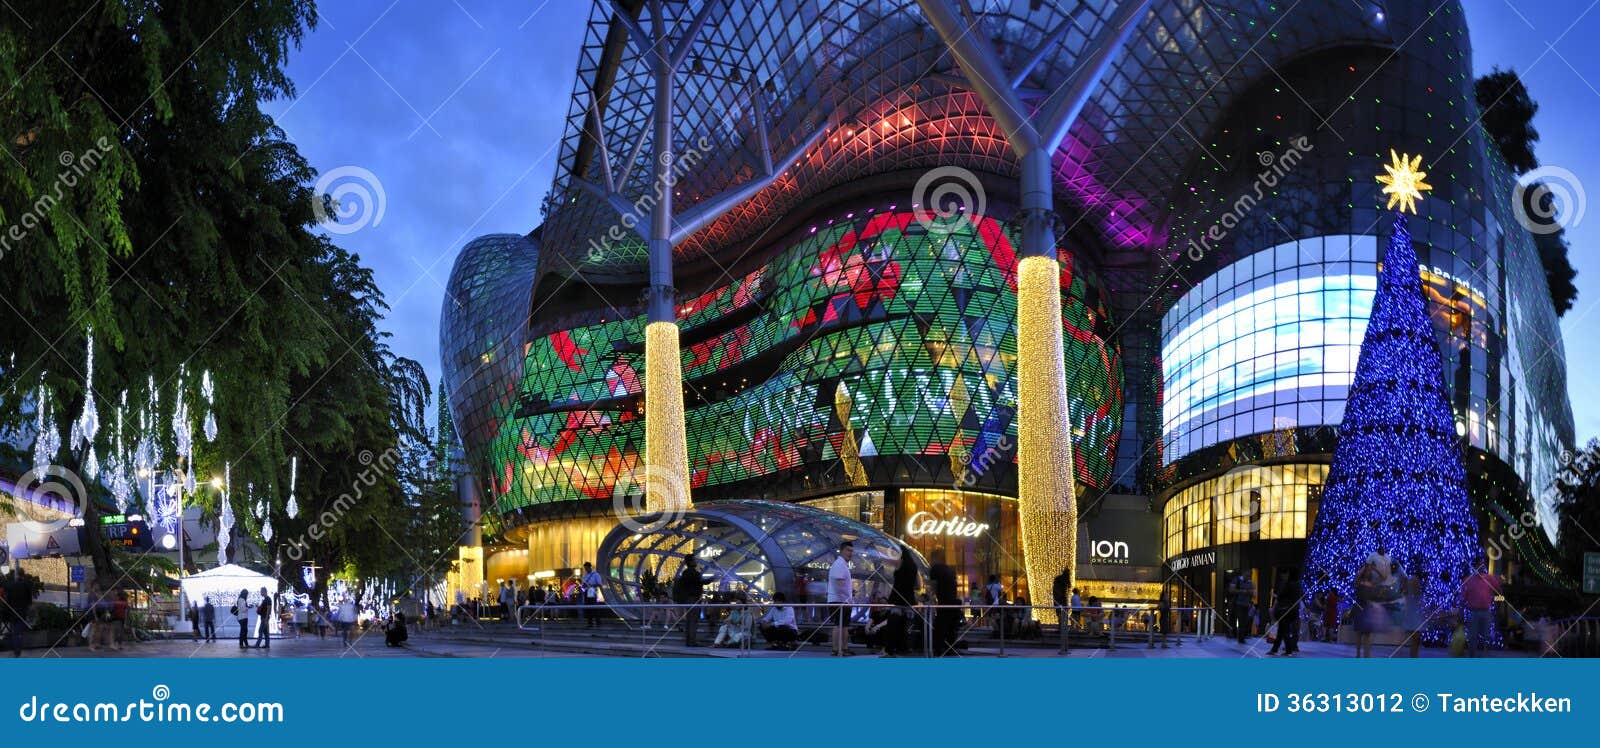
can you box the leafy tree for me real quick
[1,1,324,577]
[0,2,458,594]
[1475,69,1540,174]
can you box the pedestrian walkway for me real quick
[13,622,1534,659]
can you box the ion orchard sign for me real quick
[1087,539,1130,564]
[904,511,990,538]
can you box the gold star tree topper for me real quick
[1376,149,1433,214]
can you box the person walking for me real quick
[2,568,35,657]
[1229,573,1255,643]
[1051,567,1071,654]
[828,540,855,657]
[672,557,705,646]
[1400,572,1426,658]
[201,599,217,642]
[1267,568,1303,656]
[929,550,959,657]
[984,574,1005,638]
[234,589,251,649]
[1155,590,1173,649]
[1461,564,1501,657]
[188,602,201,642]
[580,561,603,628]
[885,551,918,656]
[254,587,273,650]
[110,589,129,651]
[338,597,358,645]
[1353,562,1382,658]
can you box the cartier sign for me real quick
[905,511,990,538]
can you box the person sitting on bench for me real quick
[759,593,799,650]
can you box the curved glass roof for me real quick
[597,499,922,619]
[539,0,1396,286]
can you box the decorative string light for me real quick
[218,462,233,565]
[643,321,691,513]
[201,370,218,442]
[1017,255,1077,625]
[286,455,299,519]
[106,391,134,512]
[31,383,59,475]
[70,328,100,478]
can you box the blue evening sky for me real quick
[263,1,1600,442]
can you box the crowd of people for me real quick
[1212,546,1527,658]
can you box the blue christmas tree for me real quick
[1302,178,1481,637]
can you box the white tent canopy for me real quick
[181,564,281,635]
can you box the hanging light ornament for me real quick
[105,391,134,513]
[134,377,160,478]
[262,516,274,543]
[32,384,60,475]
[218,463,234,566]
[172,368,196,494]
[201,370,218,443]
[155,482,182,536]
[286,455,299,519]
[69,328,100,478]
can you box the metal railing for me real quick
[1552,616,1600,658]
[509,601,1218,657]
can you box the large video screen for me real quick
[1161,235,1379,463]
[485,209,1124,513]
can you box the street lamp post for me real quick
[138,464,221,629]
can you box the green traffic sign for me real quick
[1585,553,1600,595]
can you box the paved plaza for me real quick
[13,621,1533,659]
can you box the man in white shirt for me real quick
[581,561,604,628]
[759,592,800,650]
[828,541,855,656]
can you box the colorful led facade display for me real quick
[487,210,1121,515]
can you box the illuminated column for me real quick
[1017,252,1076,626]
[644,321,690,513]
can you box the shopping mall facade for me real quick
[439,1,1574,610]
